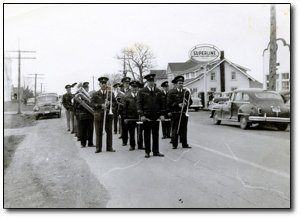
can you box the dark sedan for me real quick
[210,88,290,130]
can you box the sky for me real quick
[4,3,290,95]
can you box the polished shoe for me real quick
[107,149,116,152]
[145,153,150,158]
[129,147,135,151]
[95,150,101,153]
[153,153,164,157]
[172,146,177,149]
[118,136,122,139]
[67,129,70,131]
[122,143,127,146]
[88,144,95,147]
[138,147,145,150]
[71,131,75,134]
[77,138,81,141]
[169,140,173,144]
[183,145,192,149]
[81,145,86,148]
[162,136,167,139]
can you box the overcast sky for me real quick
[4,4,290,95]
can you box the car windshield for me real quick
[37,96,58,103]
[254,92,282,100]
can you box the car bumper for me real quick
[34,109,61,116]
[249,115,290,123]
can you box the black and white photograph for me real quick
[3,2,293,210]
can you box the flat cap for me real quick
[82,82,89,88]
[130,80,141,88]
[121,77,131,83]
[113,83,120,88]
[65,84,71,89]
[161,81,169,87]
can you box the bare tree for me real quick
[102,72,123,85]
[116,43,156,83]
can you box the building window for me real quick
[211,72,215,81]
[186,73,189,79]
[231,71,237,80]
[231,87,237,91]
[282,73,289,80]
[282,81,290,90]
[190,72,195,78]
[266,75,269,81]
[210,87,216,92]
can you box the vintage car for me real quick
[189,93,203,111]
[33,93,62,120]
[210,88,290,130]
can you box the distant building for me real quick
[4,56,13,102]
[262,39,290,92]
[166,51,262,107]
[11,87,24,101]
[150,70,168,87]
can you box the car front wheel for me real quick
[213,113,221,125]
[240,116,250,129]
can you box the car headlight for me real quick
[33,106,40,111]
[55,105,59,110]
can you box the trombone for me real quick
[176,87,191,135]
[102,83,113,135]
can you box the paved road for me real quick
[76,110,290,208]
[4,110,290,208]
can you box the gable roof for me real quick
[168,60,200,72]
[150,70,167,79]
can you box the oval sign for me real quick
[189,44,220,63]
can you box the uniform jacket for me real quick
[123,90,139,119]
[137,86,165,121]
[167,88,193,113]
[161,90,169,117]
[62,93,74,111]
[91,90,116,113]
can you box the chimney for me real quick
[220,51,225,92]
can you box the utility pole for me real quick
[28,73,44,104]
[123,53,127,77]
[5,42,36,114]
[269,4,277,91]
[92,76,95,91]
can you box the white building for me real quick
[262,39,290,91]
[167,52,262,107]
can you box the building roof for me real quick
[168,60,200,72]
[150,70,167,79]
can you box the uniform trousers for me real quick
[126,121,137,148]
[161,120,171,137]
[171,112,188,148]
[121,115,129,144]
[79,118,94,146]
[94,112,113,151]
[65,110,75,131]
[143,120,160,154]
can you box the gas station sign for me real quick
[189,44,220,63]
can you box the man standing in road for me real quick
[119,77,131,146]
[62,84,75,132]
[167,75,192,149]
[160,81,171,139]
[76,82,94,148]
[137,73,165,158]
[91,77,116,153]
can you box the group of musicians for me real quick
[62,73,192,158]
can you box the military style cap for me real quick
[172,75,184,84]
[161,81,169,87]
[144,73,156,82]
[82,82,89,88]
[113,83,120,88]
[98,77,109,84]
[65,84,71,89]
[130,80,141,88]
[121,77,131,83]
[71,82,77,88]
[119,83,124,88]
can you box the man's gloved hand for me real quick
[141,116,147,122]
[160,115,165,121]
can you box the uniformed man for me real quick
[112,83,121,134]
[76,82,94,148]
[62,84,75,132]
[137,73,165,158]
[123,81,141,151]
[160,81,171,139]
[91,77,116,153]
[137,82,144,149]
[119,77,131,146]
[167,75,192,149]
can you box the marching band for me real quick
[62,74,192,158]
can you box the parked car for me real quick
[33,93,62,120]
[210,88,290,130]
[189,93,203,111]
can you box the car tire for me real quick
[276,123,289,131]
[57,112,61,118]
[213,113,221,125]
[240,116,250,129]
[35,115,39,120]
[195,108,199,112]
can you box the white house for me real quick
[166,52,262,107]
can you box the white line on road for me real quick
[189,141,290,179]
